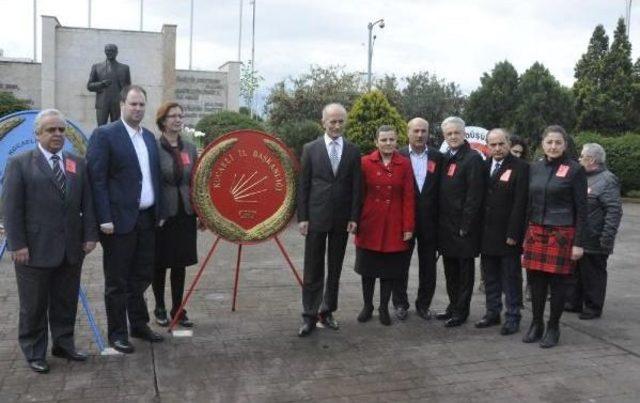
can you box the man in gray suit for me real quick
[87,44,132,126]
[297,103,362,337]
[2,109,98,373]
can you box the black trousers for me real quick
[569,253,609,315]
[481,254,522,323]
[101,208,156,342]
[152,267,186,316]
[393,238,437,311]
[301,230,349,322]
[527,270,567,328]
[442,256,475,321]
[15,258,81,362]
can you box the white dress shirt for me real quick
[324,133,343,161]
[122,119,155,209]
[38,143,64,172]
[409,145,428,192]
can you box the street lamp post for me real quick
[367,18,385,91]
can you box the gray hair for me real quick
[407,117,429,129]
[582,143,606,164]
[487,128,511,144]
[34,109,66,134]
[441,116,465,132]
[321,103,347,120]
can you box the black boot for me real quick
[379,307,391,326]
[539,323,560,348]
[522,321,544,343]
[357,305,374,322]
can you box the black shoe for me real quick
[357,306,374,323]
[52,346,88,361]
[109,339,135,354]
[318,313,339,330]
[130,326,164,343]
[579,311,601,320]
[444,317,464,327]
[539,326,560,348]
[522,322,544,343]
[416,307,432,320]
[475,315,501,328]
[172,310,194,328]
[154,308,169,327]
[394,307,408,321]
[379,307,391,326]
[298,322,316,337]
[500,321,520,335]
[435,311,452,320]
[28,360,49,374]
[563,303,582,313]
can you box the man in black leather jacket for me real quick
[566,143,622,319]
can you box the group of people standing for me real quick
[3,85,200,373]
[296,103,623,351]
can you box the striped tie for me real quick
[50,154,65,195]
[329,140,339,175]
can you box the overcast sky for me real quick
[1,0,637,100]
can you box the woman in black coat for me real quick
[521,125,587,348]
[152,102,200,328]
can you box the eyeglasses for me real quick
[44,127,66,133]
[166,114,184,119]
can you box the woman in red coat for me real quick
[355,125,415,325]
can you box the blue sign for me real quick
[0,110,88,196]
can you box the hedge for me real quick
[574,132,640,195]
[196,110,265,147]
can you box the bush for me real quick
[0,91,30,117]
[196,110,265,146]
[346,90,407,154]
[272,119,323,158]
[574,132,640,195]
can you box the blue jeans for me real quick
[481,254,522,323]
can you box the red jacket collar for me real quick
[367,149,402,165]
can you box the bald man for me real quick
[393,118,443,320]
[476,128,529,335]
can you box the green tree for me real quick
[374,74,403,111]
[601,18,634,133]
[400,71,466,132]
[513,62,575,144]
[274,119,323,158]
[0,91,30,117]
[239,60,264,117]
[264,65,363,128]
[196,110,265,146]
[464,60,520,129]
[573,24,612,132]
[346,90,407,154]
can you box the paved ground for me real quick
[1,204,639,402]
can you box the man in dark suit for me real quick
[2,109,98,373]
[297,103,362,337]
[437,116,486,327]
[475,129,529,335]
[87,44,132,126]
[393,117,442,320]
[87,85,163,353]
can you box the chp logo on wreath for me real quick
[191,130,299,243]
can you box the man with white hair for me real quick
[436,116,486,327]
[2,109,98,373]
[566,143,622,319]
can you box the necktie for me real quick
[329,140,339,175]
[491,161,502,178]
[51,154,66,195]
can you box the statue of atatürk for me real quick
[87,44,131,126]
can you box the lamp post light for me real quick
[367,18,385,91]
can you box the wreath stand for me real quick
[167,234,303,333]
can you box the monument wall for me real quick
[0,60,41,108]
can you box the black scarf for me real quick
[160,134,184,186]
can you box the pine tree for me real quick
[573,24,610,132]
[346,90,407,154]
[465,60,520,130]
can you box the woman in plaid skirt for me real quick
[521,126,587,348]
